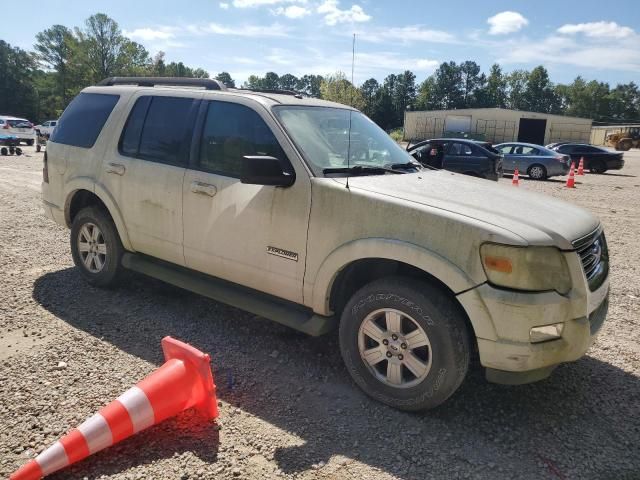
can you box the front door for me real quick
[182,98,311,303]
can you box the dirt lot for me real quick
[1,146,639,480]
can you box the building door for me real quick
[517,118,547,145]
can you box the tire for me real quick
[339,277,470,411]
[15,148,22,156]
[0,147,7,156]
[26,139,34,146]
[590,160,607,174]
[70,206,124,288]
[527,164,547,180]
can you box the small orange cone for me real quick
[566,162,576,188]
[577,157,585,176]
[10,337,217,480]
[512,167,520,186]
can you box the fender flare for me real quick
[63,178,134,251]
[308,238,480,315]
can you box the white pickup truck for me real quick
[41,77,610,410]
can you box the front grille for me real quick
[572,229,609,291]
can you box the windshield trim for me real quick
[271,104,416,177]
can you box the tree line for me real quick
[1,12,639,130]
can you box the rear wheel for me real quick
[70,206,124,287]
[339,277,470,411]
[0,147,7,156]
[528,164,547,180]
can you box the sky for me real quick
[4,0,640,86]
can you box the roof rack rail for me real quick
[234,87,305,98]
[97,77,226,90]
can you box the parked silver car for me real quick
[496,142,570,180]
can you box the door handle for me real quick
[190,181,217,197]
[105,163,125,175]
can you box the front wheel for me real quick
[70,206,124,287]
[528,164,547,180]
[339,277,470,411]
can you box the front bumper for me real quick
[607,158,625,170]
[457,252,610,384]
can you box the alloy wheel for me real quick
[358,308,432,388]
[77,222,107,273]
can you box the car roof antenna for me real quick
[346,33,356,190]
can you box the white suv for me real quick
[0,116,36,145]
[35,119,58,137]
[42,77,610,410]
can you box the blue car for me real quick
[495,142,570,180]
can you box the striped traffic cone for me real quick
[10,337,217,480]
[566,162,576,188]
[512,167,520,186]
[577,157,585,175]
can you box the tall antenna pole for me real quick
[346,33,356,190]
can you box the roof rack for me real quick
[233,87,305,98]
[97,77,226,90]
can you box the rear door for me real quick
[443,142,482,175]
[98,92,202,266]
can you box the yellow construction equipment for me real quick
[606,127,640,151]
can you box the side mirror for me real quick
[240,156,295,187]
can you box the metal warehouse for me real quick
[403,107,592,146]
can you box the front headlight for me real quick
[480,243,571,294]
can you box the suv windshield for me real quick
[273,105,414,176]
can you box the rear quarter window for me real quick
[51,92,120,148]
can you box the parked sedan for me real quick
[551,143,624,174]
[407,138,503,181]
[0,116,36,145]
[495,142,570,180]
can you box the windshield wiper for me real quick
[387,162,423,171]
[322,165,404,175]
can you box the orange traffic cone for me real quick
[10,337,217,480]
[512,167,520,186]
[566,162,576,188]
[577,157,585,175]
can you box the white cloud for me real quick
[317,0,371,26]
[232,0,305,7]
[274,5,311,18]
[487,11,528,35]
[360,25,455,44]
[219,2,230,8]
[492,34,640,72]
[557,21,635,39]
[124,27,176,41]
[190,22,290,37]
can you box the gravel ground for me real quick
[1,146,639,480]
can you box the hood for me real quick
[335,170,599,249]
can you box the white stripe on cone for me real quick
[117,386,155,433]
[36,441,68,476]
[77,413,113,454]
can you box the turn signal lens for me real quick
[483,256,513,273]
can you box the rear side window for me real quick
[197,101,286,177]
[119,96,196,166]
[50,93,119,148]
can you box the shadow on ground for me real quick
[33,267,640,479]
